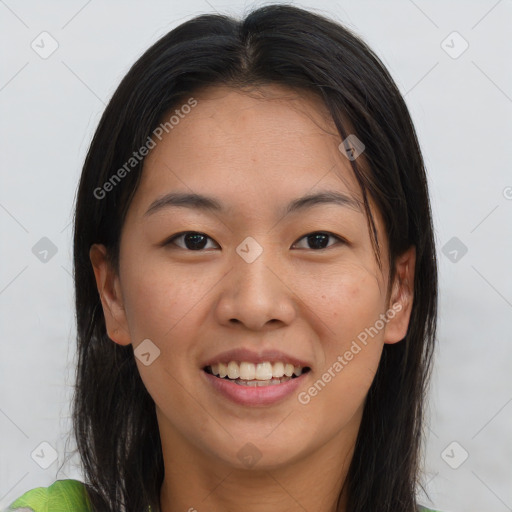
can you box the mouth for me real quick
[203,361,311,387]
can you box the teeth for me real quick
[255,362,273,380]
[235,377,290,386]
[227,361,239,379]
[207,361,307,380]
[272,361,284,378]
[239,362,255,380]
[284,363,294,377]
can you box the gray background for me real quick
[1,1,511,511]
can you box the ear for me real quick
[89,244,131,346]
[383,245,416,344]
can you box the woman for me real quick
[6,4,440,512]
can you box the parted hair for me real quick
[71,4,438,511]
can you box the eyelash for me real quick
[163,231,347,251]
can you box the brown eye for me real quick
[293,231,345,250]
[164,230,345,252]
[166,231,219,251]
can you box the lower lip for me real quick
[202,370,308,406]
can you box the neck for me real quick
[157,420,357,512]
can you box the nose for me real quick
[214,238,297,331]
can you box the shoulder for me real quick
[4,479,92,512]
[418,506,446,512]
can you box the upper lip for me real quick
[202,348,312,369]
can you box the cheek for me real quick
[297,273,385,433]
[300,262,385,336]
[121,257,207,341]
[301,263,385,389]
[121,261,207,409]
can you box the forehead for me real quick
[133,84,364,216]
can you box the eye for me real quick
[164,230,346,252]
[292,231,345,250]
[165,231,219,251]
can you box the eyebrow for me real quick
[144,189,360,218]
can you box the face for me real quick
[90,84,415,473]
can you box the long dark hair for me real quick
[70,4,437,511]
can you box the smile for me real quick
[205,360,310,382]
[203,362,311,405]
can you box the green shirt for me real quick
[5,479,441,512]
[5,480,97,512]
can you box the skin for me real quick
[90,84,415,512]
